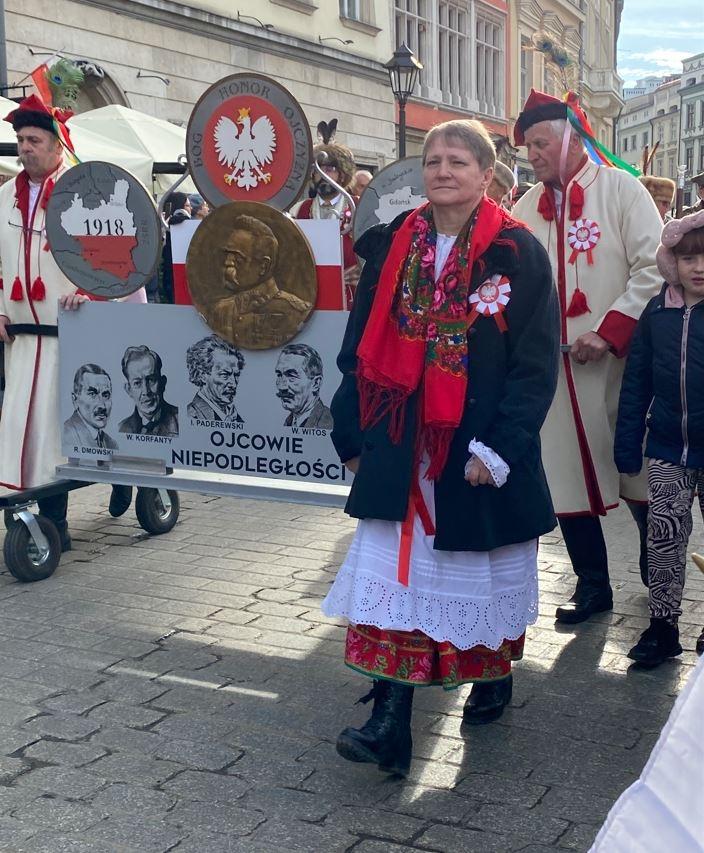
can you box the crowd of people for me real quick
[1,86,703,784]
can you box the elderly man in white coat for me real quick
[513,90,663,624]
[0,95,87,549]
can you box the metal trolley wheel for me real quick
[135,488,180,535]
[3,514,62,582]
[4,509,21,531]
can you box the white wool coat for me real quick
[513,160,663,515]
[0,163,78,493]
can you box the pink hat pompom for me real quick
[656,208,704,285]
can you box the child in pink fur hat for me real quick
[614,209,704,667]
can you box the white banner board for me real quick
[59,303,351,487]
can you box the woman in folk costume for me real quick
[512,90,663,624]
[322,119,560,776]
[0,95,86,547]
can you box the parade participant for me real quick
[486,160,516,208]
[295,120,359,302]
[322,119,559,777]
[0,95,87,550]
[513,90,662,622]
[614,211,704,667]
[681,172,704,217]
[639,175,675,222]
[351,169,373,196]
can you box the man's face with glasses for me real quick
[16,126,62,183]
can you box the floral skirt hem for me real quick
[345,624,525,691]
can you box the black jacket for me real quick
[330,210,560,551]
[615,284,704,473]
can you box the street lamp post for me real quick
[384,43,423,159]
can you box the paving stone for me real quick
[151,714,237,743]
[381,784,477,823]
[86,701,166,729]
[153,738,242,771]
[245,818,356,852]
[9,797,107,832]
[21,740,108,768]
[83,753,182,787]
[13,766,107,799]
[4,833,119,853]
[160,769,250,803]
[241,786,333,822]
[454,773,548,808]
[38,691,107,716]
[325,805,427,843]
[0,757,29,785]
[414,824,512,853]
[0,700,38,727]
[466,804,570,845]
[21,714,100,742]
[0,816,35,848]
[557,822,601,849]
[166,800,266,835]
[89,725,165,755]
[89,783,176,816]
[81,813,187,852]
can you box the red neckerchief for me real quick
[356,198,519,479]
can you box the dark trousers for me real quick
[558,500,648,591]
[37,492,69,540]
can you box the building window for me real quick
[669,118,677,141]
[686,102,695,130]
[700,99,704,127]
[476,12,503,116]
[623,137,628,152]
[395,0,429,68]
[520,36,532,105]
[642,131,648,148]
[657,124,664,143]
[685,146,693,174]
[668,156,675,178]
[699,146,704,172]
[340,0,373,21]
[438,1,469,104]
[631,134,636,149]
[655,158,663,176]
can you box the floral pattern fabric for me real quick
[345,624,524,690]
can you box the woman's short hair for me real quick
[422,120,496,171]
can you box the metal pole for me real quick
[0,0,8,93]
[398,100,407,159]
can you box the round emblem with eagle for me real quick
[187,74,313,211]
[468,274,511,332]
[567,218,600,264]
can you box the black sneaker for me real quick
[696,629,704,657]
[628,618,682,668]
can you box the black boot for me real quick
[628,618,682,668]
[463,674,512,725]
[696,629,704,657]
[555,580,613,624]
[336,681,414,777]
[37,492,71,552]
[109,485,133,518]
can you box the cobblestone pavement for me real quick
[0,486,702,853]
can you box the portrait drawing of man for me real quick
[118,345,179,436]
[63,364,118,450]
[275,343,333,429]
[208,215,312,349]
[186,335,246,422]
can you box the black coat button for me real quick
[468,327,477,336]
[468,398,476,406]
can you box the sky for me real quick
[617,0,704,87]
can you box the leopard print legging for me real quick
[647,458,704,623]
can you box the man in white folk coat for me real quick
[513,90,663,623]
[0,95,87,550]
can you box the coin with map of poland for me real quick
[187,74,313,211]
[353,156,427,242]
[45,161,161,299]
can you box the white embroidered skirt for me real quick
[323,477,539,651]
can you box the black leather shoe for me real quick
[336,681,414,777]
[696,629,704,657]
[61,534,72,553]
[628,618,682,668]
[463,674,512,725]
[109,485,133,518]
[555,586,613,624]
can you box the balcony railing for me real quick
[587,68,624,97]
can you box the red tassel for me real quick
[10,276,23,301]
[565,288,590,318]
[569,183,584,221]
[30,276,46,301]
[538,189,554,222]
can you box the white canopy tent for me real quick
[0,99,193,197]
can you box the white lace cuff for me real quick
[466,439,510,488]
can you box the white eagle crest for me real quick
[213,107,277,190]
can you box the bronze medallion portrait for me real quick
[186,201,317,350]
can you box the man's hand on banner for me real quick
[59,293,90,311]
[345,456,360,474]
[570,331,609,365]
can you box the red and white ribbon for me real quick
[468,274,511,333]
[567,218,600,265]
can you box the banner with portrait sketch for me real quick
[58,303,351,488]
